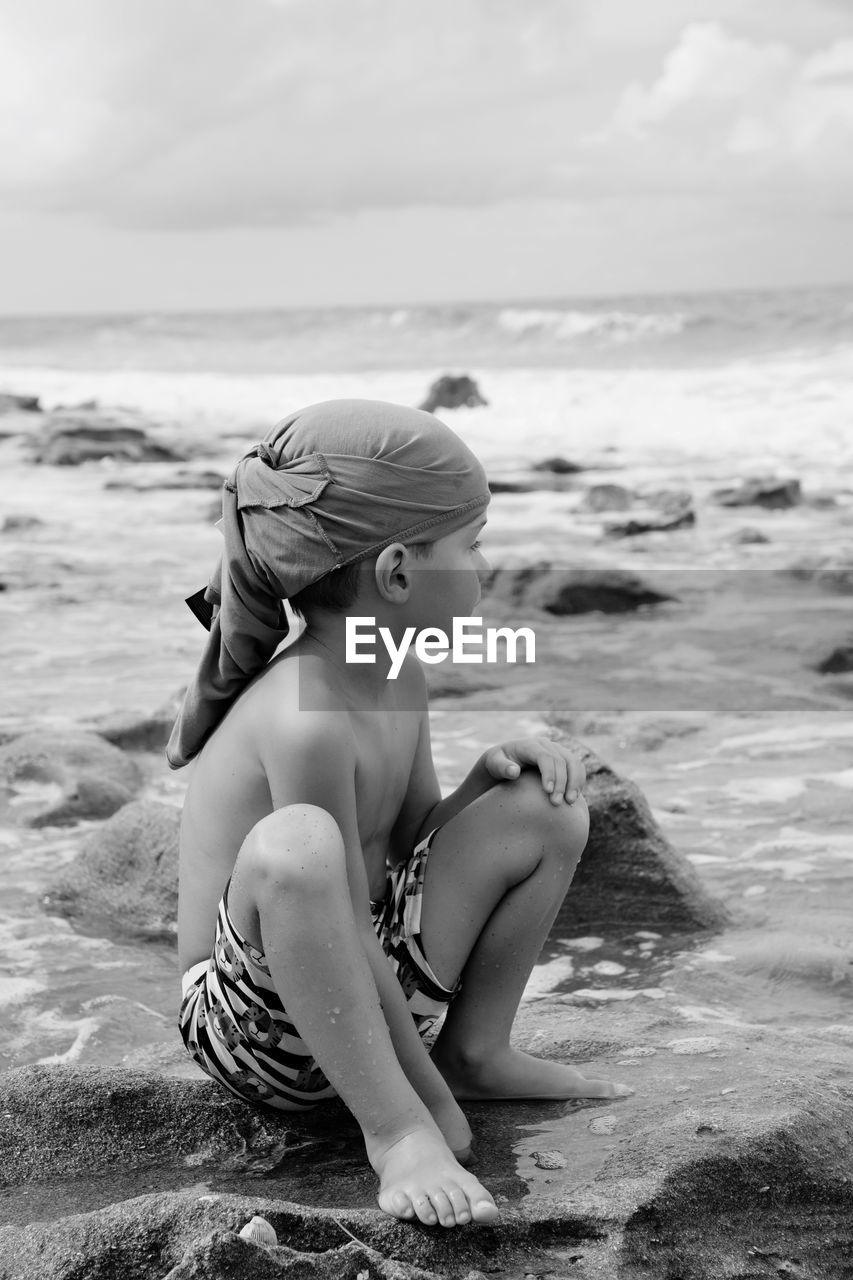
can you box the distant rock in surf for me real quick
[729,527,770,545]
[712,476,802,509]
[0,391,41,413]
[94,688,186,753]
[419,374,488,413]
[0,514,44,533]
[481,566,673,614]
[43,799,180,940]
[532,455,584,475]
[604,491,695,537]
[0,731,142,827]
[31,408,185,466]
[815,643,853,675]
[579,483,633,512]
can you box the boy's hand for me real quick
[484,738,586,805]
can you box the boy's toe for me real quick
[378,1189,415,1220]
[427,1188,456,1227]
[471,1195,500,1223]
[446,1185,472,1224]
[412,1194,438,1226]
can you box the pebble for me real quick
[532,1149,568,1169]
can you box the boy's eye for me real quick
[471,540,481,551]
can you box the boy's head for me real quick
[167,399,490,768]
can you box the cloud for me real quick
[0,3,851,230]
[591,23,853,200]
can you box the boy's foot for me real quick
[431,1045,634,1102]
[430,1094,473,1163]
[369,1129,499,1227]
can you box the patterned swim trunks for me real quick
[178,827,459,1110]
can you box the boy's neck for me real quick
[299,609,397,695]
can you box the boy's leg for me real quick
[224,803,499,1227]
[419,772,631,1100]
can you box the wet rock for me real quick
[0,730,142,827]
[0,391,40,413]
[816,643,853,675]
[532,455,584,475]
[43,799,181,940]
[579,483,633,512]
[546,733,729,931]
[0,514,44,533]
[786,554,853,594]
[730,526,770,545]
[1,1055,851,1280]
[94,687,186,752]
[31,409,185,465]
[488,478,537,494]
[0,1064,290,1190]
[482,566,673,615]
[712,476,802,509]
[418,374,488,414]
[604,493,696,538]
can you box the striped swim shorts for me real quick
[178,827,460,1110]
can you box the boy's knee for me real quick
[502,772,590,858]
[239,804,345,895]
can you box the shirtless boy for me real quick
[170,399,628,1230]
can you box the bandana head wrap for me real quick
[167,399,489,768]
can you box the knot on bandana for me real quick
[167,399,490,770]
[228,448,333,512]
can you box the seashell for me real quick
[239,1214,278,1246]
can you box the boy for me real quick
[171,400,628,1230]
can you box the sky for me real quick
[1,0,852,313]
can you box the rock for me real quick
[604,494,696,538]
[488,478,537,494]
[0,730,142,827]
[43,799,181,940]
[531,1150,567,1170]
[103,469,224,492]
[0,514,44,533]
[579,483,633,512]
[31,409,185,465]
[94,688,186,752]
[730,526,770,545]
[482,566,674,614]
[816,643,853,675]
[712,477,802,509]
[531,455,584,475]
[546,733,729,931]
[419,374,488,414]
[786,555,853,594]
[0,1064,290,1190]
[0,391,40,413]
[0,1051,850,1280]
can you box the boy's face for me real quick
[405,514,490,632]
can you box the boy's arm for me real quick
[259,711,460,1118]
[389,663,499,859]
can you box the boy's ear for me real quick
[373,542,412,602]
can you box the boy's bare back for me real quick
[178,639,425,973]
